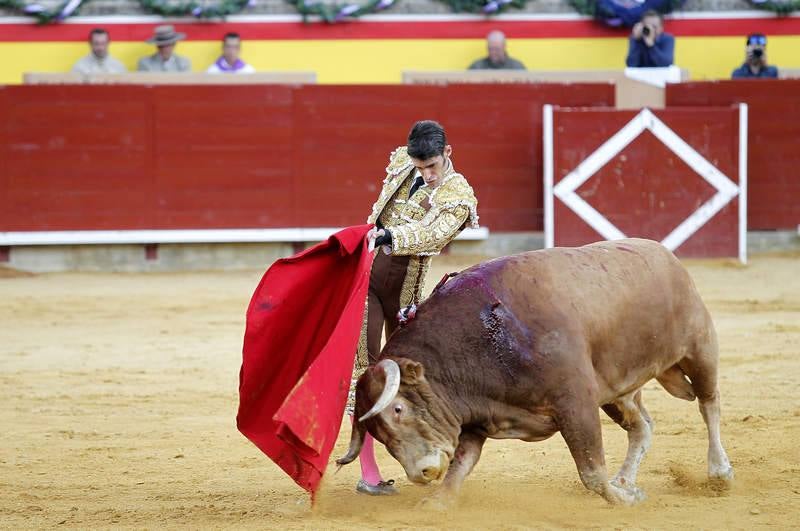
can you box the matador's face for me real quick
[411,144,452,189]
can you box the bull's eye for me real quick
[394,405,403,414]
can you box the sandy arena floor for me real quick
[1,252,799,529]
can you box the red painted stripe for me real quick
[0,17,799,42]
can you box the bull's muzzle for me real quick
[408,449,450,485]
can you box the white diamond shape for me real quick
[552,108,740,252]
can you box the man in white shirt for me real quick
[71,28,127,75]
[207,33,256,74]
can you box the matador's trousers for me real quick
[347,250,410,415]
[366,250,411,363]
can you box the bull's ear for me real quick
[399,359,425,385]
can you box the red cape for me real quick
[237,225,375,494]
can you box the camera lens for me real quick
[642,26,651,36]
[753,48,764,58]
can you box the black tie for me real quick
[408,175,424,198]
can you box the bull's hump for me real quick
[436,256,510,298]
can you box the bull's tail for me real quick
[656,364,696,401]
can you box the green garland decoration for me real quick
[2,0,797,24]
[749,0,800,14]
[137,0,254,19]
[569,0,686,19]
[287,0,394,23]
[0,0,257,23]
[567,0,594,16]
[0,0,84,24]
[433,0,527,14]
[0,0,529,24]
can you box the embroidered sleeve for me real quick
[388,205,470,256]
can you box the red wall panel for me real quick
[2,85,154,230]
[666,79,800,230]
[0,83,614,233]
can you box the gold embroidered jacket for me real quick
[367,145,479,308]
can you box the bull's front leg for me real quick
[440,431,486,496]
[420,431,486,509]
[557,396,645,506]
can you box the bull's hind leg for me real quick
[558,394,645,505]
[679,331,734,486]
[601,388,652,492]
[698,393,734,485]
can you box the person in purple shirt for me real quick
[625,10,675,68]
[206,32,255,74]
[731,33,778,79]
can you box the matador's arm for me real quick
[384,205,471,256]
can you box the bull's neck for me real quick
[419,353,519,433]
[427,380,466,426]
[430,380,493,430]
[424,364,497,431]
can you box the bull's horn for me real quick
[358,359,400,422]
[335,421,366,466]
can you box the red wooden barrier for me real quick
[0,83,614,233]
[666,79,800,230]
[545,106,745,259]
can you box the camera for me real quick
[753,48,764,58]
[642,25,651,37]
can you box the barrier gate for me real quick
[544,104,747,262]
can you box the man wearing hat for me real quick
[137,25,192,72]
[732,33,778,79]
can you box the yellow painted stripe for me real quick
[1,36,798,84]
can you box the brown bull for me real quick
[337,239,734,505]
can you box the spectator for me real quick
[206,32,255,74]
[137,25,192,73]
[625,10,675,68]
[732,33,778,79]
[468,30,526,70]
[71,28,127,75]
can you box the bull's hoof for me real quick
[416,492,455,511]
[708,465,734,490]
[607,480,646,506]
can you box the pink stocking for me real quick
[350,415,383,485]
[359,432,384,485]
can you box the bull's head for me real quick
[336,358,460,485]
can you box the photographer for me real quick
[732,33,778,79]
[625,10,675,68]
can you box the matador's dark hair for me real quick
[407,120,447,160]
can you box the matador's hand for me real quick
[367,228,385,252]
